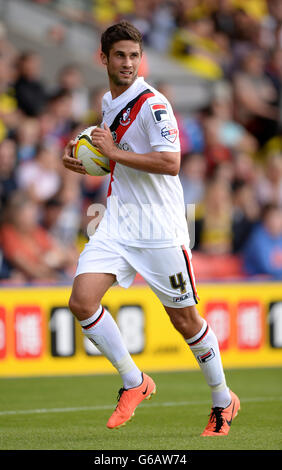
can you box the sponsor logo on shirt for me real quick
[150,103,170,123]
[111,130,131,151]
[161,125,178,143]
[118,142,131,151]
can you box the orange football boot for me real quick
[201,390,240,436]
[107,373,156,429]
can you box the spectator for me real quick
[124,0,152,44]
[202,92,258,155]
[233,48,279,146]
[16,144,62,204]
[212,158,235,185]
[83,85,107,126]
[265,47,282,98]
[42,176,82,247]
[55,63,89,121]
[0,197,24,283]
[46,89,76,149]
[232,150,259,186]
[46,23,67,46]
[0,191,76,282]
[0,138,18,205]
[0,57,19,141]
[194,177,233,255]
[255,152,282,207]
[13,51,47,117]
[231,7,260,60]
[40,193,80,269]
[212,0,236,38]
[179,152,207,204]
[38,109,59,146]
[201,104,233,175]
[182,114,205,154]
[0,21,17,64]
[0,244,12,280]
[146,0,177,53]
[260,0,282,50]
[1,0,282,285]
[232,180,261,253]
[243,203,282,279]
[15,116,40,162]
[170,15,225,80]
[92,0,134,29]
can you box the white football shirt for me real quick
[95,76,189,248]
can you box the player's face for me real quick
[101,40,142,95]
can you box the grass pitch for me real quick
[0,368,281,451]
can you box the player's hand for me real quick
[62,139,86,174]
[91,123,117,159]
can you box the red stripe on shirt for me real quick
[107,159,117,197]
[114,91,155,144]
[107,90,155,197]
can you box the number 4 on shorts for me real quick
[169,272,187,294]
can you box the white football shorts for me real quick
[75,236,199,308]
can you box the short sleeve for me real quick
[141,97,181,153]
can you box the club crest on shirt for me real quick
[119,107,131,126]
[161,125,178,143]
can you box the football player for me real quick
[63,21,239,435]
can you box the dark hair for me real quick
[48,89,72,103]
[101,20,143,57]
[261,203,281,220]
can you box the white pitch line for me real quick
[0,396,281,417]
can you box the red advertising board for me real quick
[237,301,263,350]
[0,283,281,377]
[204,301,231,351]
[14,306,44,359]
[0,307,6,359]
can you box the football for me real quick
[72,126,110,176]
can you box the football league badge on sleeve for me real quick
[161,125,178,143]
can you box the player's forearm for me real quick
[109,147,180,176]
[91,124,180,175]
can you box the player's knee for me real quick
[68,294,81,317]
[68,293,99,320]
[166,306,202,338]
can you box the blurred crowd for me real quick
[1,0,282,284]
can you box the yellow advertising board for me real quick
[0,281,282,377]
